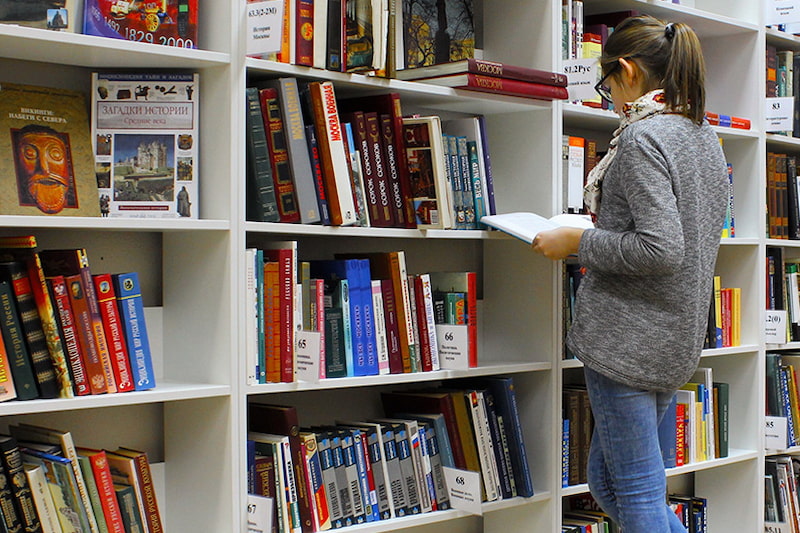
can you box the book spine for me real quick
[350,430,377,522]
[260,86,301,223]
[129,453,162,533]
[114,484,144,533]
[24,254,73,399]
[371,280,390,375]
[112,273,155,391]
[393,428,420,514]
[380,427,407,516]
[92,275,135,393]
[314,279,326,380]
[419,274,439,371]
[380,279,403,374]
[23,465,59,533]
[65,274,109,395]
[456,136,477,229]
[0,436,42,533]
[87,452,126,533]
[343,122,369,227]
[463,74,569,99]
[379,114,410,228]
[348,111,384,226]
[338,432,365,524]
[413,276,433,372]
[276,78,321,224]
[467,141,487,223]
[300,434,330,530]
[0,451,22,532]
[296,0,314,66]
[0,281,39,400]
[77,455,110,533]
[245,86,281,222]
[48,276,90,396]
[468,58,568,85]
[357,260,377,376]
[309,81,357,226]
[0,328,16,402]
[467,391,500,501]
[391,252,416,373]
[3,263,60,399]
[304,124,332,225]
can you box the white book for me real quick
[371,280,391,375]
[467,390,501,501]
[245,248,258,386]
[312,0,329,69]
[24,463,63,533]
[481,212,593,244]
[418,273,440,371]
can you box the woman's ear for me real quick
[617,57,638,86]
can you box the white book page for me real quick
[481,212,593,243]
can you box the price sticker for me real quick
[247,494,273,533]
[766,97,795,132]
[442,467,482,515]
[765,310,787,345]
[246,0,284,56]
[766,0,800,25]
[295,330,321,382]
[563,58,598,101]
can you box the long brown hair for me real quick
[601,15,706,124]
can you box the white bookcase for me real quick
[0,0,781,531]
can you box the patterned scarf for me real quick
[583,89,668,217]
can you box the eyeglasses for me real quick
[594,61,621,104]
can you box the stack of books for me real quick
[396,58,569,101]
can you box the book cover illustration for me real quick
[0,82,101,217]
[83,0,198,48]
[0,0,83,31]
[401,116,451,229]
[91,72,199,218]
[402,0,479,70]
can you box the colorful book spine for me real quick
[114,484,144,533]
[65,273,109,396]
[0,435,42,533]
[245,86,281,222]
[304,124,332,225]
[77,448,126,533]
[260,86,301,224]
[93,274,135,393]
[48,275,90,396]
[111,273,155,391]
[0,328,16,402]
[0,280,39,400]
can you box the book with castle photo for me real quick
[91,72,199,218]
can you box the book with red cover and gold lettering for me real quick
[420,73,570,100]
[108,447,163,533]
[48,275,91,396]
[76,447,126,533]
[396,58,568,86]
[93,274,135,393]
[259,86,301,224]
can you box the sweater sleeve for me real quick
[578,134,685,275]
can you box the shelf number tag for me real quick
[435,324,470,370]
[766,416,788,450]
[563,58,598,101]
[246,494,273,533]
[766,97,795,132]
[442,467,483,516]
[246,0,284,56]
[295,330,322,383]
[765,310,787,345]
[767,1,800,25]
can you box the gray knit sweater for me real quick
[565,113,728,392]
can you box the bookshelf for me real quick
[0,1,778,532]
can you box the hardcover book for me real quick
[92,274,135,393]
[111,273,156,391]
[401,116,452,229]
[259,86,301,224]
[107,448,162,533]
[0,0,84,31]
[396,58,568,85]
[0,82,100,217]
[83,0,199,48]
[0,328,17,402]
[91,72,200,218]
[76,448,126,533]
[421,73,570,100]
[245,86,281,223]
[23,463,61,533]
[402,0,480,70]
[113,483,144,533]
[0,434,42,533]
[0,280,39,400]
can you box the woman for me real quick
[533,16,728,533]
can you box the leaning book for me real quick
[480,212,593,244]
[91,72,200,218]
[0,82,100,217]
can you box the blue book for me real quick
[311,260,373,376]
[394,413,454,469]
[112,272,155,390]
[246,439,256,494]
[338,430,366,524]
[657,394,678,468]
[355,259,378,376]
[345,428,379,522]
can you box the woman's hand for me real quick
[531,227,586,260]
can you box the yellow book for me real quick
[713,276,723,347]
[731,287,741,346]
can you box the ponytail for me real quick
[601,15,707,124]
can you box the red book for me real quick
[380,279,404,374]
[264,261,280,383]
[421,73,569,100]
[413,275,433,372]
[76,447,126,533]
[296,0,314,66]
[396,58,569,86]
[342,110,392,227]
[675,402,687,467]
[259,86,301,223]
[64,274,109,395]
[92,274,135,393]
[48,275,90,396]
[312,278,326,380]
[263,243,296,383]
[731,116,751,129]
[106,448,163,533]
[721,287,732,348]
[363,112,396,227]
[39,249,117,393]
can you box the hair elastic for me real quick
[664,23,676,40]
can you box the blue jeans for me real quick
[583,366,687,533]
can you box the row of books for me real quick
[247,379,533,532]
[0,422,161,533]
[703,275,741,350]
[563,492,707,533]
[562,367,729,488]
[249,0,479,78]
[0,236,155,402]
[767,247,800,344]
[245,76,497,229]
[562,135,605,214]
[1,0,198,49]
[767,352,800,448]
[766,455,800,531]
[767,45,800,137]
[245,242,477,384]
[768,152,800,240]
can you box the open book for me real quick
[481,212,593,243]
